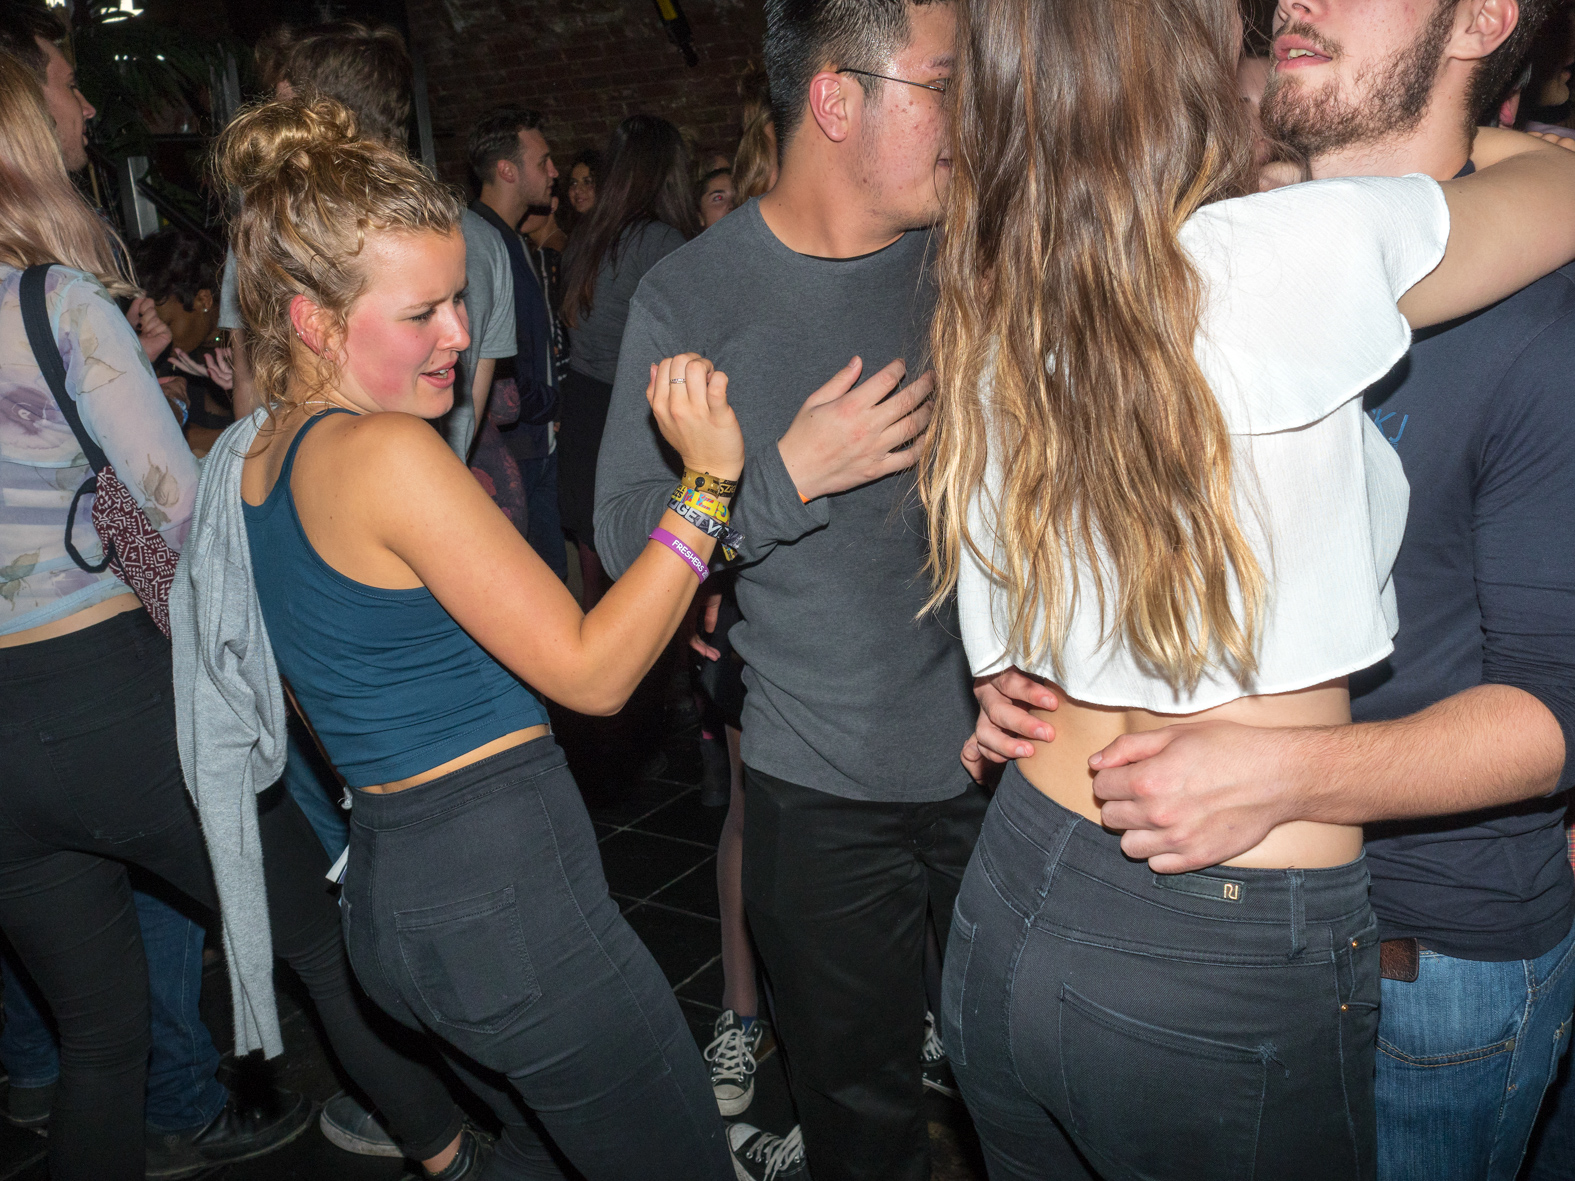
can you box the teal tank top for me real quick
[243,410,548,787]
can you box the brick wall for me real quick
[407,0,766,189]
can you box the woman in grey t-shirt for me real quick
[558,115,697,606]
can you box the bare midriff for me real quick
[357,725,551,794]
[1019,678,1360,869]
[0,593,143,650]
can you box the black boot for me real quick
[146,1086,314,1178]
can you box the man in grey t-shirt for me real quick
[595,3,969,1178]
[446,210,516,458]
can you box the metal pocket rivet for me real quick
[1351,939,1359,947]
[1341,1004,1349,1011]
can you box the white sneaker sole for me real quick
[733,1157,755,1181]
[716,1079,755,1117]
[318,1107,403,1158]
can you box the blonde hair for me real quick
[732,61,776,205]
[213,97,461,413]
[922,0,1264,693]
[0,53,135,296]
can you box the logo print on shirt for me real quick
[1370,408,1408,447]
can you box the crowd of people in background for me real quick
[0,1,1574,1180]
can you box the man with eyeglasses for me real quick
[595,3,971,1179]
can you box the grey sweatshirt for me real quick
[569,221,687,384]
[169,409,288,1058]
[594,200,975,802]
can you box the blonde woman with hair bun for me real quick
[179,97,741,1179]
[0,54,499,1180]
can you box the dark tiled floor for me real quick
[0,695,984,1180]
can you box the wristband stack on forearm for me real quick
[648,469,744,579]
[670,487,743,560]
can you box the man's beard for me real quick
[1260,1,1457,159]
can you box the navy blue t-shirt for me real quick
[1354,262,1575,962]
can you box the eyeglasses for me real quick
[837,68,950,97]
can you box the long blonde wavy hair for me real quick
[0,53,135,296]
[213,98,460,415]
[922,0,1265,692]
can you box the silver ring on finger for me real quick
[669,376,686,384]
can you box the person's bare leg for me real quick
[718,726,756,1017]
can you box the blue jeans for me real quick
[518,451,568,581]
[1375,918,1575,1181]
[1,888,226,1132]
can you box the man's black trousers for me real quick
[742,766,988,1181]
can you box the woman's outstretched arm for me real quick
[1400,128,1575,327]
[352,354,742,716]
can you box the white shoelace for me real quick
[705,1021,757,1084]
[921,1010,946,1065]
[744,1125,805,1179]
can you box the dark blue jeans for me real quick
[342,737,732,1181]
[1376,919,1575,1181]
[944,764,1378,1181]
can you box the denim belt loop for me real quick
[1034,816,1079,905]
[1287,869,1306,960]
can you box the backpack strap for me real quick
[20,264,112,572]
[20,264,109,474]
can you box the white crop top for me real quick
[957,174,1450,712]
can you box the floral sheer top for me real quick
[0,265,196,635]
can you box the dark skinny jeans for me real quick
[944,763,1379,1181]
[0,610,462,1180]
[342,737,734,1181]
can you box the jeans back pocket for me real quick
[1059,985,1266,1181]
[394,885,542,1035]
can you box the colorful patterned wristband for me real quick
[650,527,710,581]
[670,500,743,560]
[670,485,731,524]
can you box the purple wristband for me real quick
[650,527,710,581]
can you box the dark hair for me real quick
[1516,3,1575,122]
[560,115,698,327]
[698,165,732,188]
[0,2,65,85]
[129,228,222,311]
[1473,0,1562,121]
[569,147,602,180]
[762,0,939,147]
[269,21,412,148]
[468,104,544,185]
